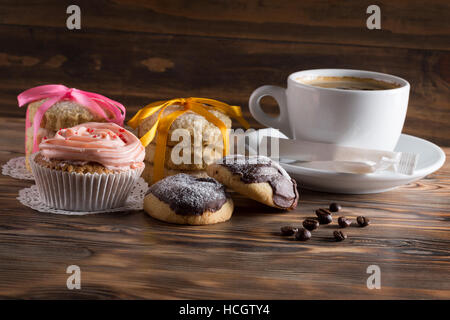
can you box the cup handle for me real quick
[249,85,292,137]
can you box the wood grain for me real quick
[0,119,449,299]
[0,0,449,50]
[0,24,448,145]
[0,1,449,299]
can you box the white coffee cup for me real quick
[249,69,410,151]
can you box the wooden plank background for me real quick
[0,1,449,300]
[0,0,449,146]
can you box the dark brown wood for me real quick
[0,118,449,299]
[0,0,449,50]
[0,24,449,145]
[0,1,449,299]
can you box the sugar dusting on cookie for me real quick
[147,173,229,215]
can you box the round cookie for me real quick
[144,174,233,225]
[138,104,232,147]
[206,155,299,210]
[141,161,208,185]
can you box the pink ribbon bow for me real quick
[17,84,126,152]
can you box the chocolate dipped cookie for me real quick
[207,155,299,210]
[144,174,234,225]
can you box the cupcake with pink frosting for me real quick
[30,122,145,211]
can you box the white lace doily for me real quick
[2,156,34,180]
[17,177,148,215]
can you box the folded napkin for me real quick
[241,129,418,175]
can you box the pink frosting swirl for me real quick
[39,122,145,170]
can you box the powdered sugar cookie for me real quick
[144,173,233,225]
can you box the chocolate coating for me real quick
[219,155,299,209]
[147,174,228,216]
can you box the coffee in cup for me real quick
[249,69,410,151]
[296,76,401,91]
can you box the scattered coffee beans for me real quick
[279,206,370,244]
[333,230,347,241]
[303,219,319,231]
[338,216,351,228]
[280,226,298,236]
[315,208,333,224]
[329,203,342,212]
[295,228,312,241]
[356,216,370,227]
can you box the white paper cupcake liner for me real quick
[17,178,148,215]
[30,154,144,211]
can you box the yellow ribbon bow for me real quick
[128,97,250,183]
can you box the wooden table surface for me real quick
[0,118,449,299]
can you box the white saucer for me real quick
[282,134,445,194]
[244,129,446,194]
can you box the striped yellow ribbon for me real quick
[128,97,250,183]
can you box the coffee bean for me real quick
[295,228,311,241]
[303,219,319,231]
[315,208,333,224]
[333,230,347,241]
[329,203,342,212]
[356,216,370,227]
[280,226,298,236]
[338,216,351,228]
[316,208,332,216]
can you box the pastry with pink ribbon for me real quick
[30,122,145,212]
[17,84,126,171]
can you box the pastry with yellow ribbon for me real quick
[128,97,250,184]
[144,142,224,171]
